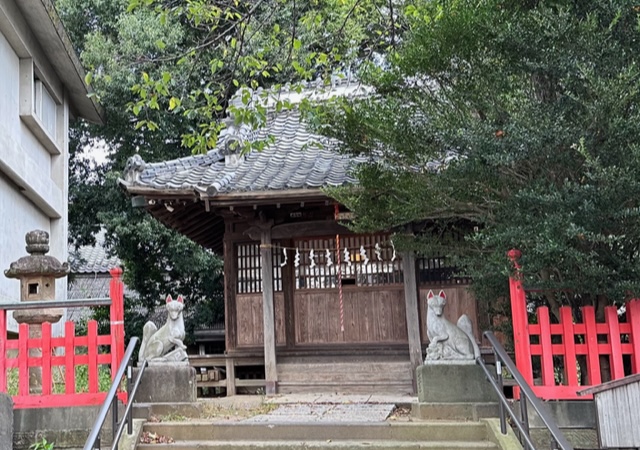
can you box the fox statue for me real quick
[425,290,480,362]
[139,294,187,363]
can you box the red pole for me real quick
[507,249,533,392]
[628,299,640,373]
[109,268,125,380]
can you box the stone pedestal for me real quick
[132,364,196,403]
[417,362,498,403]
[0,393,12,450]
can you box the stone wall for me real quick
[13,405,119,450]
[0,393,12,450]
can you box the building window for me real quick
[417,256,470,285]
[34,80,58,140]
[236,243,283,294]
[19,58,63,154]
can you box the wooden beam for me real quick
[402,250,422,394]
[245,220,352,241]
[261,225,278,394]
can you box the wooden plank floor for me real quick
[276,355,413,395]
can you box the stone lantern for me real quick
[4,230,69,393]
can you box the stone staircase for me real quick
[135,420,503,450]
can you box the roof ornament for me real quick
[123,154,147,183]
[219,117,247,168]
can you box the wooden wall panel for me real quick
[418,285,479,343]
[235,293,286,347]
[294,288,407,345]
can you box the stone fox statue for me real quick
[425,290,480,362]
[139,294,187,362]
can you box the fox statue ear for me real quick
[427,290,434,299]
[165,295,173,303]
[439,290,446,299]
[177,295,184,304]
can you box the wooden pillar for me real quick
[402,250,422,393]
[282,239,296,349]
[261,227,278,394]
[225,357,236,396]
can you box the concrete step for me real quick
[411,403,500,421]
[136,439,499,450]
[277,381,414,395]
[142,421,490,442]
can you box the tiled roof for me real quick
[68,230,120,274]
[122,108,368,195]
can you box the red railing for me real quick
[508,250,640,400]
[0,268,126,409]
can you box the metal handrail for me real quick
[84,337,148,450]
[478,331,574,450]
[0,298,111,310]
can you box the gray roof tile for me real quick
[69,231,120,274]
[122,109,365,195]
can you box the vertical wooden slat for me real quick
[402,251,422,394]
[583,306,602,386]
[65,321,75,394]
[537,307,555,386]
[561,307,579,387]
[224,234,238,353]
[18,323,29,396]
[605,306,624,379]
[0,309,6,392]
[628,299,640,373]
[282,240,296,348]
[261,227,277,394]
[88,320,98,393]
[41,322,52,396]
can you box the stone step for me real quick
[411,403,499,421]
[277,381,414,395]
[142,421,490,442]
[136,439,499,450]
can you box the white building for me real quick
[0,0,104,333]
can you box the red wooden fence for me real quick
[0,268,126,409]
[508,250,640,400]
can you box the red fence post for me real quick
[88,320,98,393]
[0,309,6,392]
[605,306,624,380]
[507,249,533,388]
[64,321,75,394]
[41,322,52,396]
[18,323,29,396]
[583,306,601,386]
[109,268,125,381]
[537,307,555,386]
[560,307,578,387]
[628,299,640,373]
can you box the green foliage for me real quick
[56,0,226,341]
[29,437,54,450]
[320,0,640,316]
[55,0,405,341]
[6,365,113,396]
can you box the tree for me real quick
[320,0,640,322]
[56,0,401,341]
[58,0,225,342]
